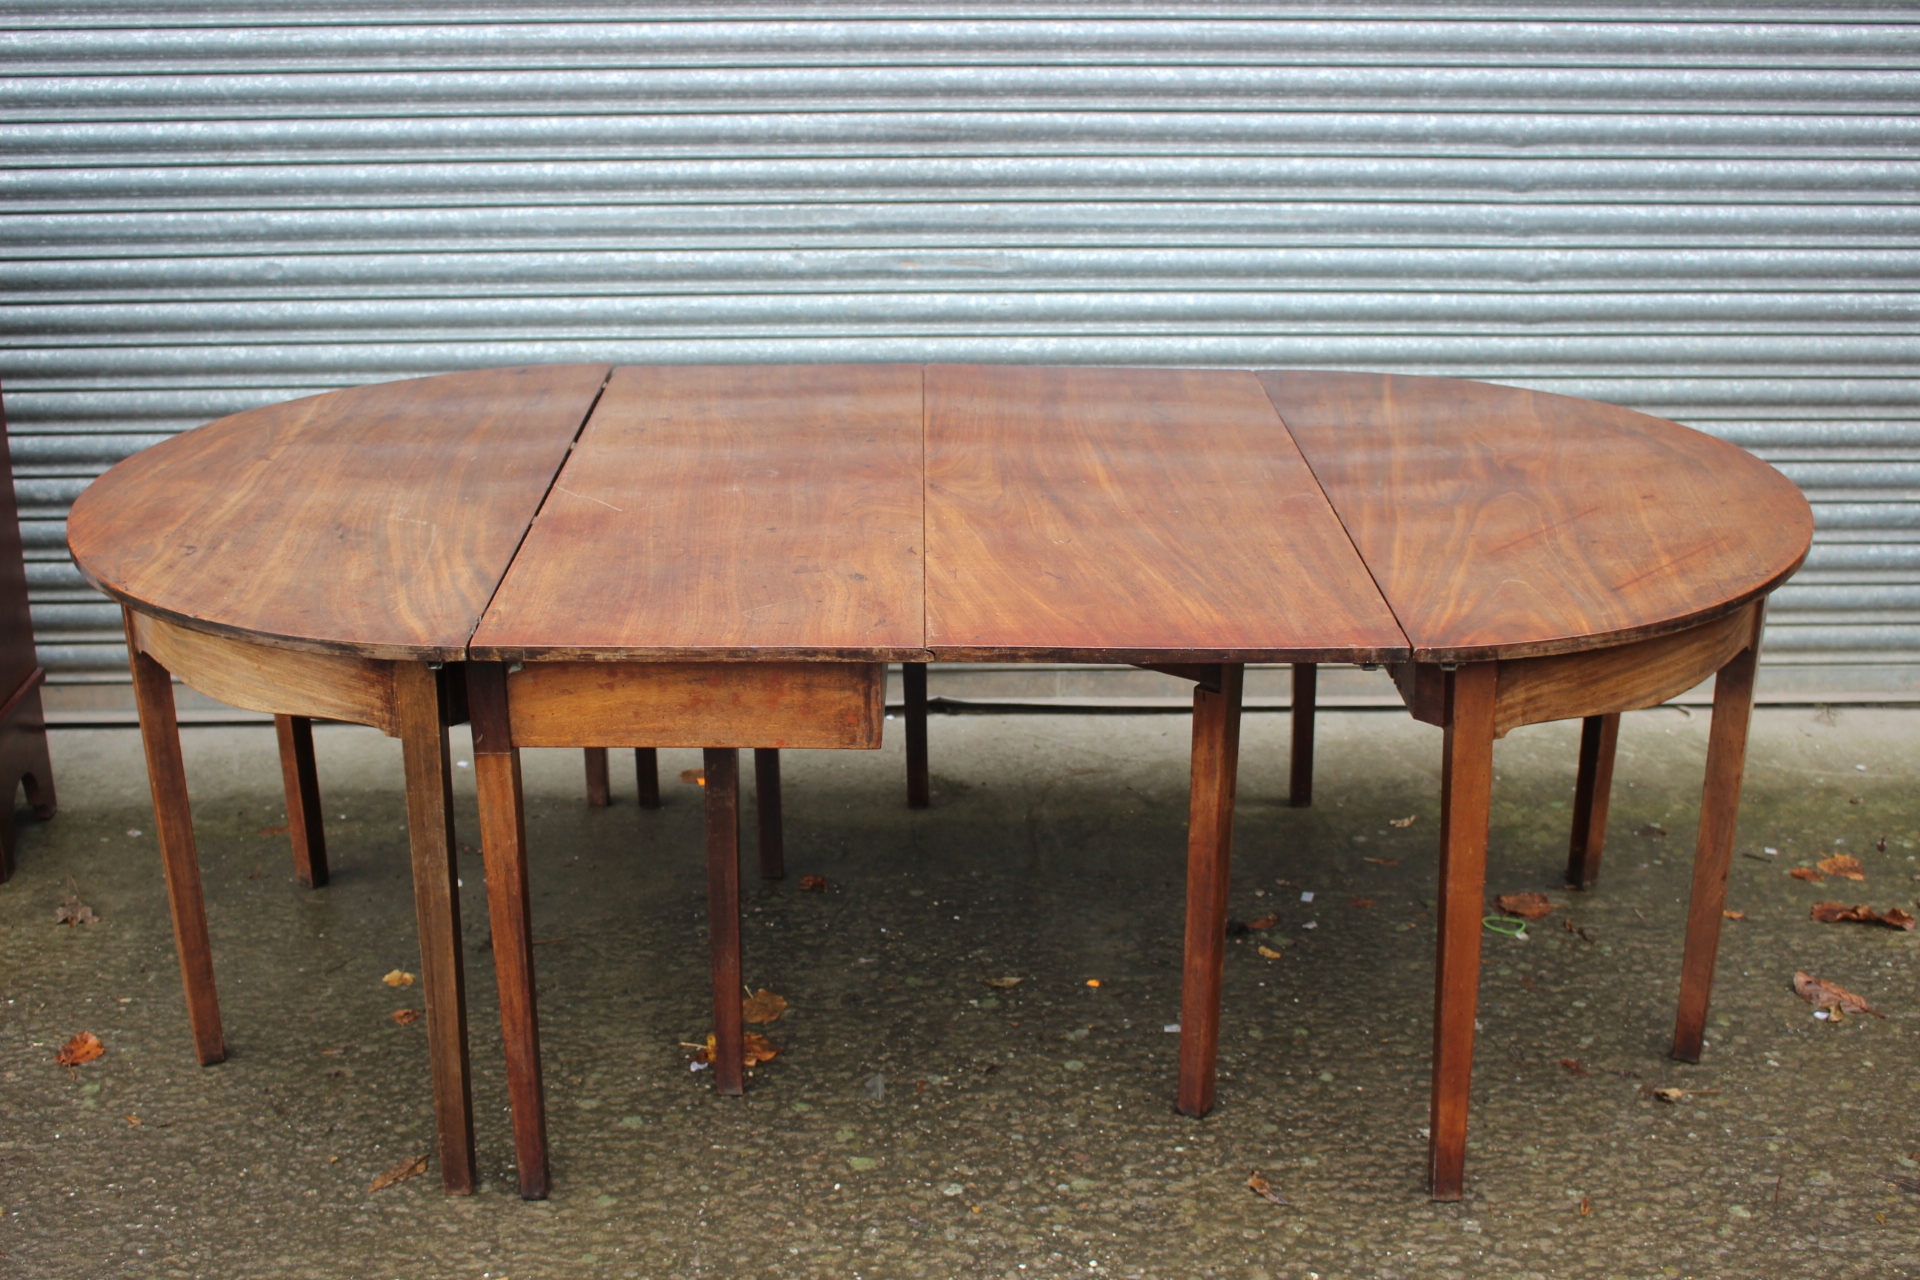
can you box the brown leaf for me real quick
[1350,896,1375,909]
[1789,867,1825,882]
[678,768,706,786]
[1817,853,1866,881]
[1793,971,1886,1018]
[1388,815,1418,828]
[1495,892,1554,920]
[382,970,415,988]
[1635,823,1669,839]
[1810,902,1915,930]
[1579,1195,1592,1216]
[123,1114,141,1127]
[257,824,289,836]
[53,896,98,926]
[1246,1170,1287,1206]
[742,988,788,1024]
[1256,945,1283,959]
[1362,857,1400,866]
[983,976,1024,989]
[390,1009,422,1025]
[368,1153,429,1191]
[1651,1087,1687,1104]
[1723,910,1747,920]
[692,1032,782,1068]
[56,1032,104,1067]
[798,875,828,892]
[1245,914,1277,931]
[1558,1058,1588,1078]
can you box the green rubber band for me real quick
[1482,915,1528,936]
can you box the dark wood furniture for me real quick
[0,388,55,882]
[68,364,1810,1204]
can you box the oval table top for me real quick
[68,364,1813,668]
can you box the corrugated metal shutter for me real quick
[5,3,1918,713]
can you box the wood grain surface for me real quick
[69,365,611,660]
[1260,371,1812,663]
[472,364,927,661]
[924,365,1406,662]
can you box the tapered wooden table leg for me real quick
[467,663,548,1199]
[705,747,745,1096]
[1671,639,1760,1063]
[1177,663,1244,1118]
[904,661,930,808]
[274,714,329,888]
[1429,662,1497,1201]
[1289,662,1317,808]
[1565,713,1619,888]
[394,662,476,1195]
[634,747,661,809]
[754,747,784,880]
[128,640,226,1066]
[583,747,611,807]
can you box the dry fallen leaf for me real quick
[1579,1195,1592,1215]
[1362,856,1400,866]
[798,875,828,892]
[1495,892,1554,920]
[1350,897,1375,909]
[56,1032,104,1068]
[692,1031,781,1068]
[1635,823,1669,839]
[1245,914,1278,931]
[1817,853,1866,881]
[1257,945,1283,959]
[1246,1170,1287,1206]
[1790,867,1825,882]
[1794,971,1885,1018]
[53,896,98,926]
[742,988,788,1024]
[390,1009,422,1025]
[257,824,289,836]
[1810,902,1915,930]
[368,1153,429,1191]
[382,970,415,988]
[1388,815,1418,828]
[1723,910,1748,920]
[1651,1087,1687,1104]
[1558,1058,1589,1078]
[678,768,706,786]
[123,1114,141,1127]
[983,976,1024,989]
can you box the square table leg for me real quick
[754,748,784,880]
[635,747,662,809]
[1429,662,1497,1201]
[1176,663,1244,1118]
[1565,712,1620,889]
[1670,638,1760,1063]
[128,641,226,1067]
[466,662,549,1199]
[1289,662,1316,808]
[904,661,930,809]
[705,747,746,1097]
[394,662,477,1195]
[274,714,329,889]
[583,747,612,807]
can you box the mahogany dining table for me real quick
[65,362,1812,1203]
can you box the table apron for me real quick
[126,610,399,734]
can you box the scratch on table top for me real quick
[554,485,624,512]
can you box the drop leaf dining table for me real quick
[66,363,1811,1203]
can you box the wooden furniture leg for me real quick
[0,667,55,883]
[583,747,611,807]
[1289,662,1316,808]
[1565,712,1620,888]
[1671,639,1760,1063]
[393,662,476,1195]
[754,747,784,879]
[1429,662,1497,1201]
[635,747,661,809]
[705,746,745,1097]
[904,661,930,808]
[466,663,549,1199]
[128,640,226,1066]
[1176,663,1245,1118]
[274,714,329,888]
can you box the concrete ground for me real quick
[2,703,1918,1279]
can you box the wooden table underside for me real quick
[70,364,1812,1203]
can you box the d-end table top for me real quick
[924,364,1406,663]
[1261,371,1814,664]
[470,364,928,662]
[68,365,612,661]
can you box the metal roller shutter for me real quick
[4,3,1917,713]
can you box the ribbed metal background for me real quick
[5,3,1918,703]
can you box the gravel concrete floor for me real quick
[3,703,1918,1279]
